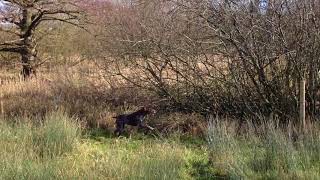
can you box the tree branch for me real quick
[0,46,21,53]
[0,38,23,46]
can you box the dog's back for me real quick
[113,107,155,136]
[113,114,128,124]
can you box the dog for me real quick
[113,107,155,136]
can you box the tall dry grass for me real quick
[0,67,206,136]
[207,117,320,179]
[0,67,156,129]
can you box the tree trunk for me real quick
[21,49,35,79]
[20,8,36,80]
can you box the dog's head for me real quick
[142,106,156,115]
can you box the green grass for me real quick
[0,112,206,180]
[69,138,190,179]
[207,118,320,179]
[1,112,320,180]
[0,111,81,179]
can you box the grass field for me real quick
[0,111,319,179]
[0,111,210,180]
[207,118,320,179]
[0,70,320,179]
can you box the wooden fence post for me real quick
[299,77,306,131]
[0,80,3,119]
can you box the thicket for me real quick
[94,0,320,122]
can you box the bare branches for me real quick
[0,0,85,33]
[97,0,320,119]
[0,46,21,52]
[0,38,22,45]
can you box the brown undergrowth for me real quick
[0,67,206,136]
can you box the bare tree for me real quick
[0,0,85,79]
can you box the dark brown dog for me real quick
[113,107,155,136]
